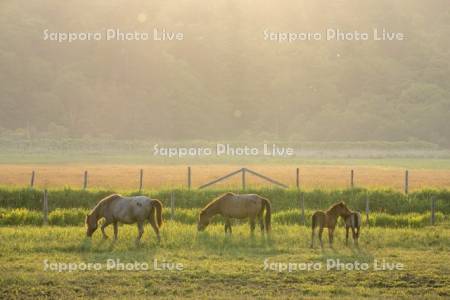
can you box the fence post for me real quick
[242,168,246,190]
[139,169,143,192]
[365,193,370,226]
[187,166,191,190]
[404,170,409,194]
[296,168,300,189]
[350,169,354,188]
[431,196,436,226]
[30,170,35,188]
[171,191,175,220]
[83,170,88,190]
[43,189,48,225]
[301,193,305,226]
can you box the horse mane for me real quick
[89,194,122,215]
[326,201,346,212]
[201,192,235,213]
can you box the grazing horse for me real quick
[197,192,271,235]
[85,194,163,243]
[310,201,352,248]
[344,211,361,246]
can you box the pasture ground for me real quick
[1,223,449,299]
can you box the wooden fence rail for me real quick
[139,169,144,192]
[43,189,48,225]
[404,170,409,194]
[198,167,288,190]
[17,167,418,194]
[83,170,88,190]
[187,166,192,190]
[30,170,35,188]
[198,168,243,189]
[431,196,436,225]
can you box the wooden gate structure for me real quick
[198,167,288,189]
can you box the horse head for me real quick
[197,209,211,231]
[335,201,352,218]
[85,213,98,237]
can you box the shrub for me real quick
[0,187,449,215]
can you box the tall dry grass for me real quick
[1,164,449,191]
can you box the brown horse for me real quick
[197,192,271,235]
[310,201,352,248]
[86,194,163,243]
[344,211,361,246]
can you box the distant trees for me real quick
[0,0,449,146]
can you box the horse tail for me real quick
[151,199,163,228]
[356,212,362,236]
[350,212,356,228]
[261,197,271,232]
[312,212,317,229]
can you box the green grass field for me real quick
[0,223,449,299]
[1,177,449,298]
[0,207,446,228]
[2,187,449,214]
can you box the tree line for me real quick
[0,1,449,146]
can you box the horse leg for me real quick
[250,218,256,236]
[356,227,361,246]
[113,222,118,241]
[352,227,358,246]
[328,228,334,247]
[149,217,160,242]
[224,218,231,234]
[101,220,111,239]
[318,226,324,249]
[345,226,349,246]
[136,222,144,244]
[258,214,265,233]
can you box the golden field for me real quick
[0,164,449,191]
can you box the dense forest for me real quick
[0,1,449,146]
